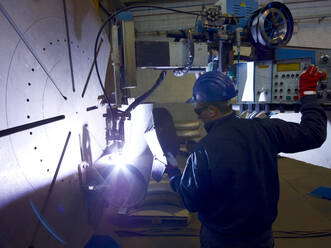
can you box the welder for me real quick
[165,65,327,248]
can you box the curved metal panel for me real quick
[0,0,110,247]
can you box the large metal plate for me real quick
[0,0,110,247]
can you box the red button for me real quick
[293,96,299,101]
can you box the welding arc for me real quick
[29,131,71,246]
[0,2,67,100]
[62,0,75,93]
[93,5,200,123]
[0,115,65,138]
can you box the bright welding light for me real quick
[95,141,135,174]
[109,153,126,168]
[96,152,127,169]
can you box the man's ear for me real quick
[208,106,218,117]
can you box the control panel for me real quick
[237,50,331,109]
[271,58,311,104]
[316,50,331,105]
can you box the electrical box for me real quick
[316,50,331,105]
[236,55,331,107]
[237,61,273,104]
[255,61,273,103]
[216,0,258,29]
[237,61,255,103]
[135,41,208,70]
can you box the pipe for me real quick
[129,2,215,13]
[284,0,328,4]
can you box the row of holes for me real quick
[41,39,85,53]
[29,132,85,178]
[25,39,89,176]
[26,39,91,73]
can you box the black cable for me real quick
[94,6,200,136]
[99,2,112,17]
[124,70,167,115]
[113,230,331,238]
[127,5,200,16]
[106,70,167,143]
[274,233,331,239]
[173,29,194,77]
[113,229,331,238]
[273,230,331,239]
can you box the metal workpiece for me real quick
[62,0,75,93]
[0,0,110,247]
[0,1,68,100]
[0,115,65,138]
[94,104,155,212]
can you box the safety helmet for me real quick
[186,71,237,103]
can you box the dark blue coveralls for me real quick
[169,95,327,248]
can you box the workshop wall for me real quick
[270,0,331,49]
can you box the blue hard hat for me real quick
[186,71,237,103]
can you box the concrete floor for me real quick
[273,157,331,247]
[1,157,329,247]
[113,157,331,248]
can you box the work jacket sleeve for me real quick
[267,95,327,153]
[169,149,212,212]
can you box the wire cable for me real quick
[94,5,200,134]
[112,228,331,238]
[124,70,167,115]
[274,230,331,239]
[173,29,194,77]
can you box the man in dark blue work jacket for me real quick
[166,65,327,248]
